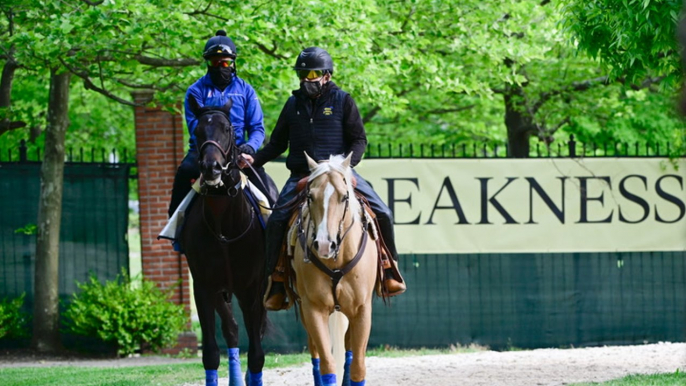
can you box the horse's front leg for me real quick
[301,301,336,386]
[194,283,220,386]
[299,306,323,386]
[346,301,373,386]
[238,289,266,386]
[215,292,243,386]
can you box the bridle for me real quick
[296,173,369,310]
[197,109,239,193]
[196,109,255,243]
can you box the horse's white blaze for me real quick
[315,182,335,258]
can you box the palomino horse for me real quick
[292,153,378,386]
[179,96,267,386]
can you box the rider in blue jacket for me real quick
[168,30,278,218]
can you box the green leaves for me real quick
[63,271,187,356]
[0,293,30,339]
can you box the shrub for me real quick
[63,272,187,356]
[0,293,29,339]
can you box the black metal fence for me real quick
[364,136,684,158]
[4,136,683,163]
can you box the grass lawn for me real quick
[570,371,685,386]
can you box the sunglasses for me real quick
[207,58,234,68]
[297,69,324,80]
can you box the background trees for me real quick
[1,0,684,351]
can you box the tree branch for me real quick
[532,76,610,113]
[59,58,148,106]
[255,41,287,60]
[185,2,229,22]
[425,104,475,115]
[133,55,201,67]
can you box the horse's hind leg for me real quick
[237,288,266,386]
[215,293,243,386]
[342,330,353,386]
[194,283,220,386]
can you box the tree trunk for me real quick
[32,69,71,353]
[503,88,535,158]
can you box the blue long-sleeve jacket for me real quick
[184,74,265,152]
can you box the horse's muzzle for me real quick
[313,239,337,259]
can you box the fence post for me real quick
[568,134,577,158]
[19,139,27,162]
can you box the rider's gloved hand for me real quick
[238,144,255,156]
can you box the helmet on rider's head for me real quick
[203,30,237,60]
[294,47,334,78]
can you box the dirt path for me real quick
[187,342,685,386]
[2,343,684,385]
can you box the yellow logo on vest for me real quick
[323,107,334,116]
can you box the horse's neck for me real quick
[203,190,250,224]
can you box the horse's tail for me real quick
[328,310,348,385]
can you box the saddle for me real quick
[267,177,404,310]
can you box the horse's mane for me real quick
[308,154,361,218]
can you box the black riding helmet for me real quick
[203,30,237,59]
[294,47,334,75]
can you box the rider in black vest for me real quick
[241,47,406,310]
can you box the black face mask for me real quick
[208,66,233,89]
[300,80,322,98]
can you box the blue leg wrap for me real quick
[350,381,366,386]
[321,373,337,386]
[245,370,263,386]
[205,369,218,386]
[342,351,353,386]
[311,358,323,386]
[228,348,244,386]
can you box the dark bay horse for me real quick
[180,96,266,386]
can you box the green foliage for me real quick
[63,272,187,356]
[560,0,683,84]
[13,223,37,235]
[1,0,683,156]
[0,293,29,339]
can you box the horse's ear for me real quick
[187,95,201,116]
[221,98,233,116]
[304,151,318,171]
[342,152,353,169]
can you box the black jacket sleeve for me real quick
[252,100,290,169]
[342,94,367,167]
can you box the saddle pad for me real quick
[158,188,197,241]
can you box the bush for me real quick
[0,293,29,339]
[63,272,187,356]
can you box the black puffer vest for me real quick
[283,83,348,174]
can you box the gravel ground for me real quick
[2,343,684,385]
